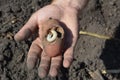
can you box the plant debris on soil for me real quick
[0,0,120,80]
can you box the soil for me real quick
[0,0,120,80]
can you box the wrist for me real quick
[52,0,89,10]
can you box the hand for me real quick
[14,3,78,78]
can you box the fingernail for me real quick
[49,68,58,77]
[27,57,37,70]
[38,67,48,78]
[63,60,70,68]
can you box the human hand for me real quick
[14,1,80,78]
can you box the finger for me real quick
[63,47,74,68]
[14,13,38,41]
[61,11,78,68]
[27,39,42,70]
[49,55,62,77]
[38,51,51,78]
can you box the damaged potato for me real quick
[40,18,64,57]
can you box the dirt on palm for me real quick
[0,0,120,80]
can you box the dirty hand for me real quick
[14,0,88,78]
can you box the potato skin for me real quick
[41,19,64,57]
[44,39,63,57]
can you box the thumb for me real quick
[14,13,38,41]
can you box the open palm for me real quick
[14,4,78,78]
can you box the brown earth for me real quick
[0,0,120,80]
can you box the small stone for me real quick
[0,55,4,62]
